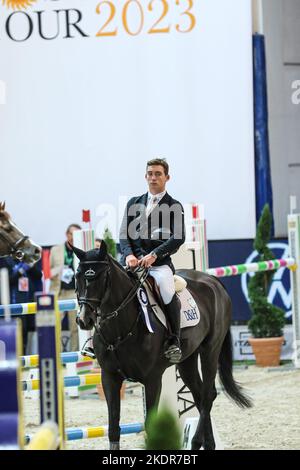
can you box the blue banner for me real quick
[253,34,274,233]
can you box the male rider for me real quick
[119,158,185,363]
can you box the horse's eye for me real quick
[2,221,11,231]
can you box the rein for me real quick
[97,268,148,327]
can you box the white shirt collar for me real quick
[147,190,166,203]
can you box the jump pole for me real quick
[20,351,94,369]
[26,422,144,444]
[26,421,59,451]
[22,373,102,391]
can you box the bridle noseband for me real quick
[0,227,29,260]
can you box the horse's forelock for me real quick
[84,248,106,262]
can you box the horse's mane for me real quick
[108,254,128,276]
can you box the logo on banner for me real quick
[0,0,197,42]
[241,242,292,319]
[2,0,37,10]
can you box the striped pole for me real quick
[0,299,78,317]
[205,257,296,278]
[26,422,143,443]
[21,351,94,369]
[22,373,101,391]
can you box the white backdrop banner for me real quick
[0,0,255,245]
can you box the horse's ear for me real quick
[71,245,86,261]
[0,201,5,211]
[98,240,107,257]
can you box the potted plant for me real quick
[248,204,285,366]
[103,227,117,258]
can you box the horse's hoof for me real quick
[191,437,202,450]
[110,442,120,450]
[203,440,216,450]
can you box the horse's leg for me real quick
[176,349,205,450]
[101,369,123,450]
[196,346,219,450]
[143,374,163,429]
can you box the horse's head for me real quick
[73,241,110,330]
[0,202,42,264]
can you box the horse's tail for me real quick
[218,329,252,408]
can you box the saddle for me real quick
[145,274,187,311]
[135,272,200,332]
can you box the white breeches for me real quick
[149,265,175,305]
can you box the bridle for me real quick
[0,223,29,260]
[77,256,152,382]
[77,260,111,316]
[78,261,148,332]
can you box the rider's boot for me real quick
[163,294,182,364]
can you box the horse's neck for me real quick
[103,258,136,313]
[0,230,7,256]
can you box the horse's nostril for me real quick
[35,248,40,254]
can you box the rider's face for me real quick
[145,165,170,195]
[66,226,79,247]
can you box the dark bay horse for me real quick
[0,202,41,264]
[73,242,251,450]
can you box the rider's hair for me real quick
[146,158,169,175]
[66,223,81,233]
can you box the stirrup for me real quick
[164,342,182,364]
[81,346,96,360]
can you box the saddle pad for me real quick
[137,285,200,333]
